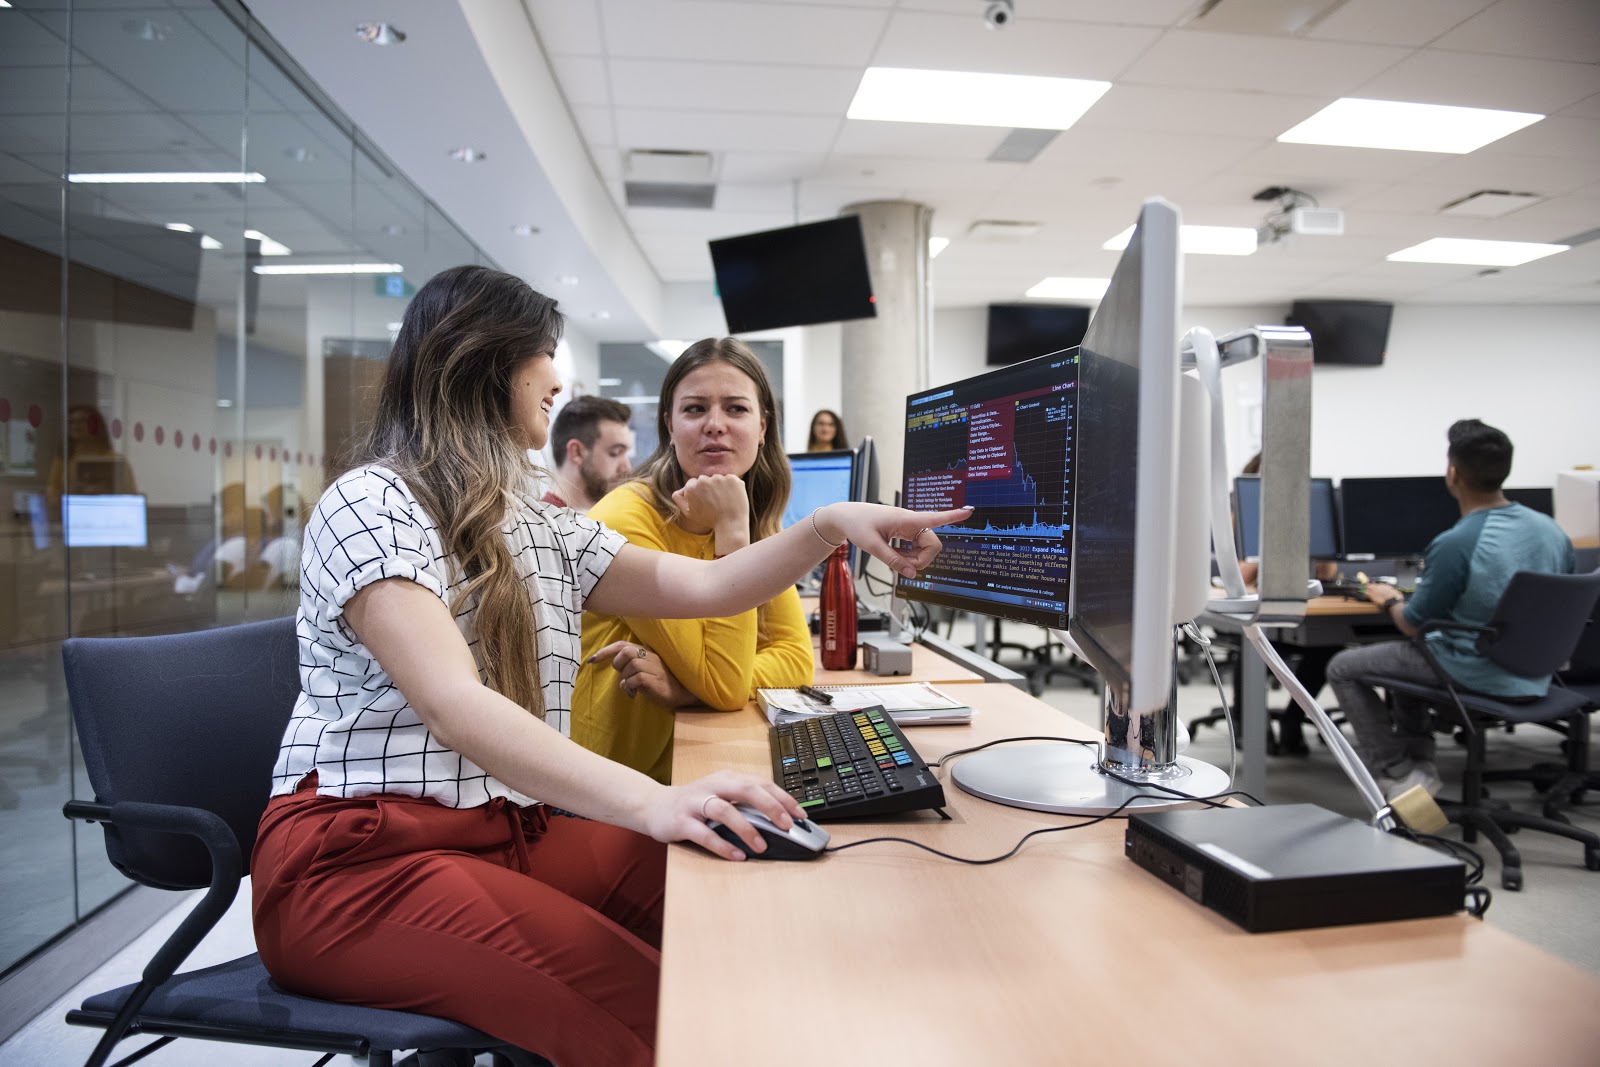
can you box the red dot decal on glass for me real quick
[225,442,233,458]
[175,430,184,448]
[154,426,164,445]
[295,452,302,465]
[111,418,123,440]
[0,398,10,422]
[193,434,201,451]
[270,447,278,462]
[28,404,43,428]
[255,444,262,460]
[209,439,217,455]
[134,422,145,442]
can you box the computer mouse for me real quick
[709,803,830,861]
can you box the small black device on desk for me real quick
[1320,577,1371,600]
[769,707,945,821]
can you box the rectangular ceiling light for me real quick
[244,228,292,256]
[928,237,950,259]
[1026,277,1109,300]
[67,171,267,183]
[1277,98,1543,154]
[252,262,403,275]
[1104,224,1257,256]
[1385,238,1568,266]
[848,67,1110,130]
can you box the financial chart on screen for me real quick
[897,350,1077,628]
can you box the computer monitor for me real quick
[897,349,1079,629]
[1234,475,1340,560]
[853,435,879,507]
[783,450,856,530]
[63,493,148,548]
[1504,486,1553,516]
[1339,476,1457,558]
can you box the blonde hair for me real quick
[362,265,561,719]
[630,337,790,542]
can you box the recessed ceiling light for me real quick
[1385,238,1568,266]
[216,398,234,408]
[1439,190,1543,218]
[648,340,691,362]
[847,67,1110,130]
[448,147,487,163]
[556,274,579,286]
[285,147,315,163]
[355,22,406,45]
[200,235,222,250]
[1277,98,1543,154]
[928,236,950,258]
[1103,224,1257,256]
[122,18,168,41]
[381,223,406,236]
[592,310,612,320]
[252,263,404,275]
[164,222,195,232]
[244,229,291,256]
[1025,277,1109,300]
[599,378,623,387]
[67,172,266,184]
[386,321,403,332]
[511,224,539,237]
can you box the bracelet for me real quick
[810,510,844,549]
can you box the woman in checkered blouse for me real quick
[251,265,968,1067]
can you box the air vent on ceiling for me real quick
[988,128,1060,163]
[625,149,716,210]
[967,220,1041,241]
[1185,0,1347,35]
[1439,190,1543,218]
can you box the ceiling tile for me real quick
[1559,91,1600,118]
[572,106,615,146]
[1351,49,1600,112]
[1014,127,1265,191]
[1473,115,1600,160]
[870,11,1162,81]
[599,0,887,65]
[1431,0,1600,64]
[814,154,1019,192]
[1229,141,1445,184]
[1074,84,1326,139]
[896,0,1196,27]
[607,59,859,114]
[1411,149,1600,196]
[718,151,828,182]
[1305,0,1496,47]
[524,0,607,55]
[551,55,609,107]
[613,109,841,154]
[1119,30,1411,96]
[830,120,1011,160]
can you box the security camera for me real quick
[984,0,1014,30]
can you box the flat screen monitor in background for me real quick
[64,493,148,548]
[897,348,1079,629]
[986,304,1092,365]
[709,216,876,334]
[1504,486,1554,515]
[853,435,879,507]
[783,450,856,531]
[1287,299,1392,366]
[1339,476,1458,558]
[1234,476,1340,560]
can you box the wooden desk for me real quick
[812,636,984,686]
[660,685,1600,1067]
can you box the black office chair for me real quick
[61,617,546,1067]
[1361,569,1600,891]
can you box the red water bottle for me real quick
[819,543,857,670]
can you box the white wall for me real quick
[932,303,1600,489]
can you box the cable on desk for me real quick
[1387,825,1492,918]
[926,735,1094,771]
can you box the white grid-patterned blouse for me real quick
[271,465,626,808]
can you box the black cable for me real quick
[926,735,1095,770]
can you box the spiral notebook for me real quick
[756,682,973,727]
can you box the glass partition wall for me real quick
[0,0,494,974]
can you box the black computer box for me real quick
[1125,804,1466,933]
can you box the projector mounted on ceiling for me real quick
[1253,186,1343,246]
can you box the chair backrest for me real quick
[1478,569,1600,679]
[1565,592,1600,684]
[63,616,299,890]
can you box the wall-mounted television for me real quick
[1287,299,1392,366]
[708,216,876,334]
[986,304,1091,365]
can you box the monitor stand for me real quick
[952,653,1230,816]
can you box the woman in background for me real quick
[806,408,848,452]
[575,338,815,783]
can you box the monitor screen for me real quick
[63,493,148,548]
[986,304,1092,365]
[709,216,876,334]
[1339,476,1457,558]
[897,349,1078,629]
[1504,486,1553,515]
[783,450,856,530]
[1234,475,1340,560]
[1288,299,1392,366]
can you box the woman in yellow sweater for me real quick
[574,337,814,782]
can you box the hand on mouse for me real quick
[645,771,807,862]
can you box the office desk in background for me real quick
[811,635,984,686]
[659,683,1600,1067]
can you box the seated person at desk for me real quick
[1328,419,1575,799]
[252,266,964,1065]
[806,407,849,452]
[541,394,635,513]
[575,338,814,784]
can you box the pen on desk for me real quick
[796,684,834,705]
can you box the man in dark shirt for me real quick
[542,395,634,513]
[1327,420,1574,800]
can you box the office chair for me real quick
[1360,569,1600,891]
[61,617,547,1067]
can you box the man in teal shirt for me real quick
[1327,419,1575,800]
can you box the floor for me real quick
[6,621,1599,1065]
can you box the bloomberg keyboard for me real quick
[769,707,946,821]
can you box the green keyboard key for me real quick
[816,756,833,768]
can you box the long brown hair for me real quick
[806,408,849,451]
[362,265,561,718]
[631,337,790,541]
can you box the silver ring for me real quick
[637,647,647,660]
[700,795,717,818]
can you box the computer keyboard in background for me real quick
[769,707,946,821]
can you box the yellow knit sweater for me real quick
[573,484,813,783]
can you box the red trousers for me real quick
[252,778,665,1067]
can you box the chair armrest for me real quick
[1415,619,1494,640]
